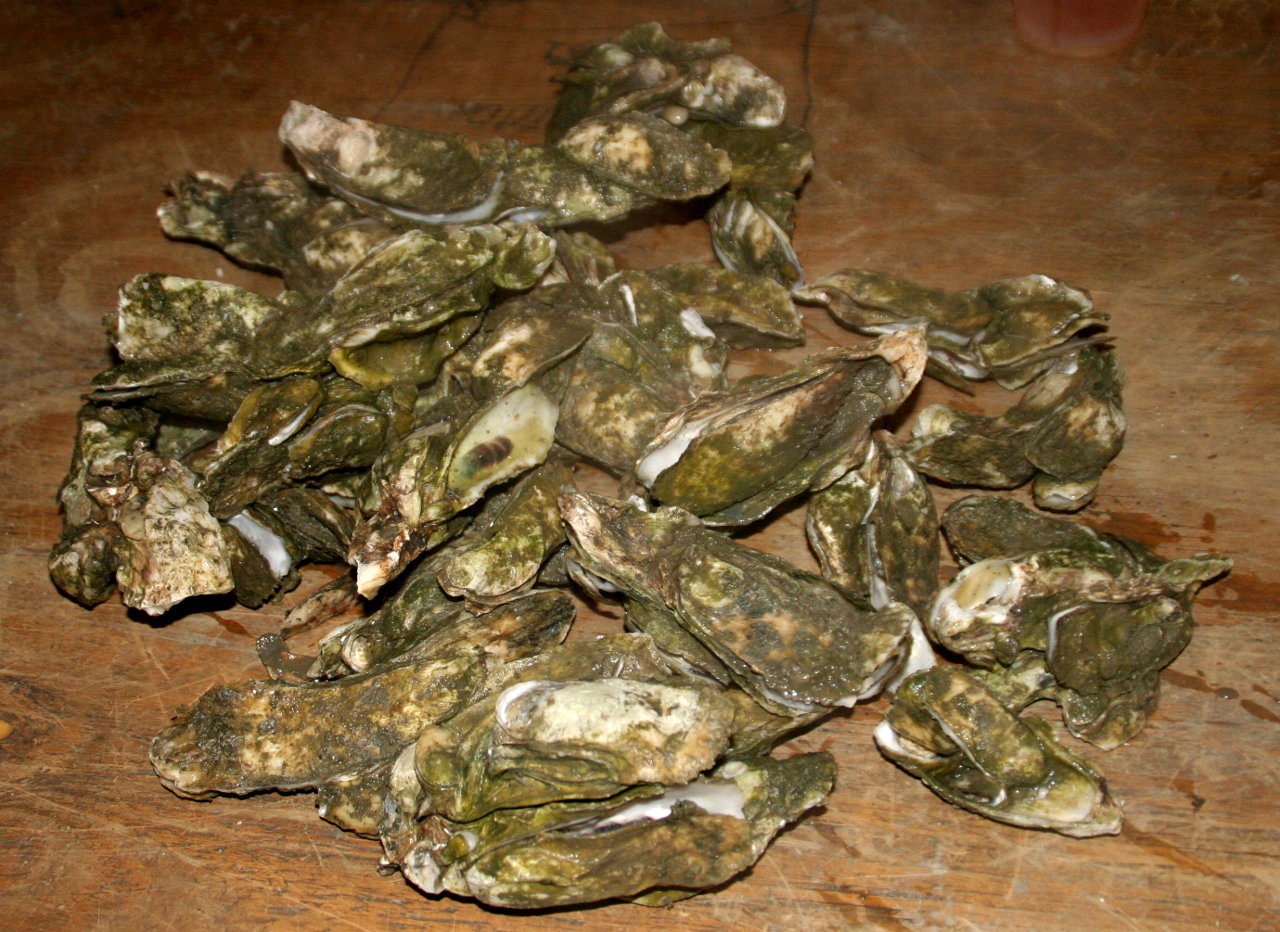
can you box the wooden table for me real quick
[2,1,1276,928]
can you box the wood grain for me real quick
[1,1,1276,929]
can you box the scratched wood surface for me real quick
[1,1,1277,929]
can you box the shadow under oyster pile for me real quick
[51,23,1230,909]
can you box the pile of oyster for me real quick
[51,23,1228,908]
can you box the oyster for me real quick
[876,666,1122,836]
[546,22,786,141]
[931,499,1228,747]
[400,752,835,908]
[350,380,559,596]
[706,186,803,289]
[411,677,737,822]
[647,262,804,348]
[280,101,730,231]
[796,271,1107,389]
[158,170,395,295]
[633,329,927,526]
[436,457,574,605]
[150,651,484,799]
[106,449,234,615]
[931,496,1231,747]
[50,404,159,606]
[560,490,915,714]
[905,347,1125,510]
[806,432,940,616]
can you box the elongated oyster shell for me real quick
[401,752,835,908]
[796,270,1107,389]
[411,677,737,823]
[436,457,573,605]
[633,329,927,526]
[560,490,914,714]
[158,170,395,295]
[350,380,559,596]
[150,651,484,798]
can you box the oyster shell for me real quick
[546,22,786,141]
[876,666,1122,837]
[647,262,804,348]
[796,270,1107,389]
[158,170,395,295]
[436,457,574,605]
[931,495,1231,747]
[400,752,835,908]
[633,329,927,526]
[560,490,915,714]
[905,347,1125,510]
[350,380,559,596]
[150,651,484,799]
[806,432,940,616]
[411,676,737,823]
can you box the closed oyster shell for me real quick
[560,490,914,714]
[158,170,395,295]
[412,677,737,823]
[806,432,940,616]
[402,752,834,909]
[876,666,1122,837]
[546,22,786,141]
[633,329,927,526]
[150,651,484,799]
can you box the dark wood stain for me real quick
[1124,828,1239,887]
[811,821,860,860]
[1164,669,1238,699]
[1091,510,1182,551]
[1239,699,1280,724]
[1195,570,1280,616]
[209,611,252,637]
[1172,777,1207,810]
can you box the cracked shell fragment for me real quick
[634,329,927,526]
[560,490,914,714]
[876,667,1122,837]
[403,752,835,909]
[150,651,484,799]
